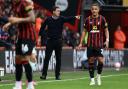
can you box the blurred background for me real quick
[0,0,128,48]
[0,0,128,80]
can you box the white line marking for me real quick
[37,73,128,84]
[0,73,128,87]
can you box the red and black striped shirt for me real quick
[84,15,108,48]
[14,0,35,41]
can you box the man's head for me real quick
[52,6,61,17]
[91,3,100,17]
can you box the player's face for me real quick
[53,8,61,17]
[91,6,100,17]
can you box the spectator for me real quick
[69,31,80,48]
[62,26,70,46]
[0,11,15,49]
[35,13,43,46]
[36,9,48,46]
[0,28,13,49]
[62,26,80,48]
[114,25,126,49]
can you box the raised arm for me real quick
[9,4,35,24]
[3,2,35,30]
[62,15,80,22]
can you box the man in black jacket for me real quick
[38,6,80,80]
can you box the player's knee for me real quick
[98,60,104,64]
[97,57,104,63]
[15,56,22,64]
[88,57,95,63]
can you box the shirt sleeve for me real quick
[39,18,48,36]
[61,16,76,23]
[102,16,108,29]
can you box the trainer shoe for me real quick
[89,78,95,86]
[96,74,101,86]
[26,82,35,89]
[13,81,22,89]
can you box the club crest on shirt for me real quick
[90,25,100,33]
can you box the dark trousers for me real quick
[42,39,62,77]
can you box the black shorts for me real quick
[87,47,103,58]
[16,39,35,56]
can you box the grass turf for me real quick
[0,68,128,89]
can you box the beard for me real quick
[92,13,98,18]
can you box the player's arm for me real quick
[78,18,88,48]
[104,27,109,48]
[105,27,109,42]
[9,5,35,24]
[62,15,80,22]
[78,29,86,47]
[103,20,109,48]
[3,4,35,31]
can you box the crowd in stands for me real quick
[0,0,80,50]
[0,0,127,50]
[0,0,16,50]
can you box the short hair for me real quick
[52,6,60,11]
[91,3,100,8]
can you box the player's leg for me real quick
[96,56,104,85]
[13,56,23,89]
[26,46,37,87]
[96,49,104,85]
[88,57,96,85]
[23,56,34,89]
[97,57,104,75]
[87,47,96,85]
[13,41,23,89]
[22,40,35,89]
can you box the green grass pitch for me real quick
[0,68,128,89]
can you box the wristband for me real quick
[106,38,109,42]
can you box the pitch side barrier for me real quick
[0,47,128,73]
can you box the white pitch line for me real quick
[0,73,128,87]
[36,73,128,84]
